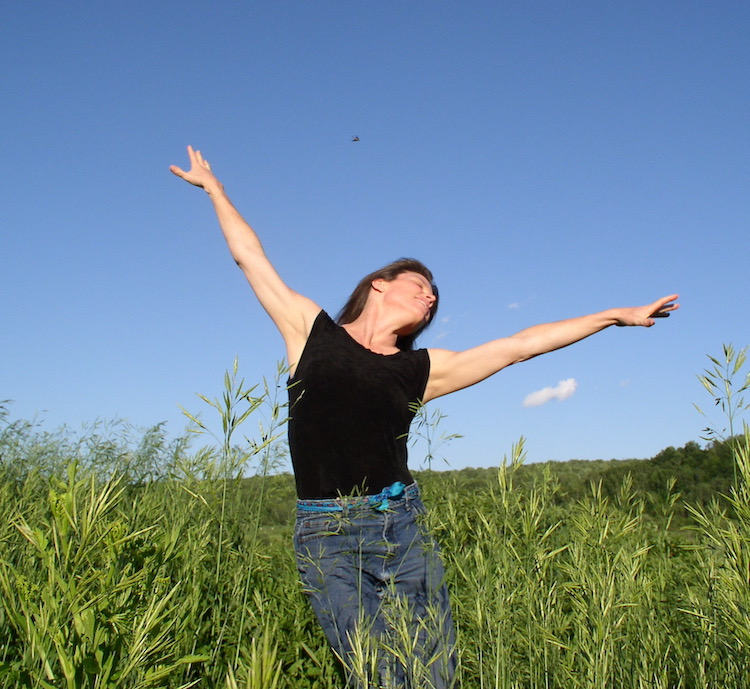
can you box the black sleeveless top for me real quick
[288,310,431,499]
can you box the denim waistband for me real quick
[296,481,420,513]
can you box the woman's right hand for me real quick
[170,145,223,194]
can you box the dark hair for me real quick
[335,258,439,351]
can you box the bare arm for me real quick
[170,146,320,367]
[424,295,679,401]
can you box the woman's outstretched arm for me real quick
[170,146,320,367]
[424,294,679,401]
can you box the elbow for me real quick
[515,351,540,365]
[507,335,537,365]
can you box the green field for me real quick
[1,349,749,688]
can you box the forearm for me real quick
[204,184,267,269]
[510,309,620,361]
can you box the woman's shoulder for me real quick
[304,310,347,347]
[310,309,337,333]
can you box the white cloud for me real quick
[506,295,537,311]
[523,378,578,407]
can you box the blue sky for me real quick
[3,1,748,471]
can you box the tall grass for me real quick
[1,347,749,688]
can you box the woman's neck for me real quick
[342,313,400,355]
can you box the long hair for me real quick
[335,258,439,351]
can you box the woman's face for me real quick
[377,271,437,330]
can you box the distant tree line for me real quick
[239,436,741,531]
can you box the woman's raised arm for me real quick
[170,146,320,367]
[424,294,679,401]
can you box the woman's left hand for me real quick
[615,294,680,327]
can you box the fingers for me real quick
[189,145,213,173]
[658,294,679,309]
[653,295,679,317]
[646,295,679,323]
[662,294,679,304]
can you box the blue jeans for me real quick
[294,484,456,688]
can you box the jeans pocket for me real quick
[293,513,344,546]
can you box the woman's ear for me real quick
[371,278,387,293]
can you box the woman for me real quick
[170,146,678,688]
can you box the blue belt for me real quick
[297,481,418,513]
